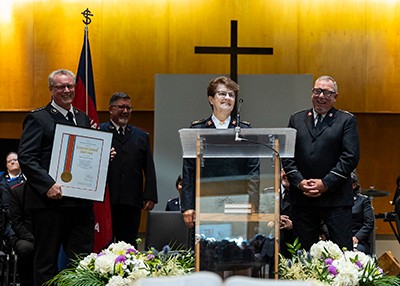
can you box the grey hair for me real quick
[315,75,338,93]
[48,69,76,87]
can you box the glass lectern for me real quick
[179,128,296,278]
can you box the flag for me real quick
[73,28,113,252]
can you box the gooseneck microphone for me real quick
[235,98,244,141]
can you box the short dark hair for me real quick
[207,76,239,98]
[109,92,131,106]
[175,175,182,189]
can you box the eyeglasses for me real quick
[111,105,133,111]
[312,88,336,98]
[52,84,75,91]
[215,91,236,99]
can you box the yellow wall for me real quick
[2,0,400,112]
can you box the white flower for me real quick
[343,250,373,268]
[107,241,136,255]
[127,269,149,280]
[94,253,118,274]
[332,258,359,286]
[106,275,131,286]
[78,252,97,269]
[310,240,343,260]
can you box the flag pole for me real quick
[81,8,93,114]
[84,26,88,114]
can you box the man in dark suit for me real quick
[165,175,182,211]
[100,92,157,247]
[351,171,374,255]
[282,75,360,251]
[8,182,34,286]
[18,69,94,286]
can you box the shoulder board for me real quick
[191,118,206,126]
[31,106,46,113]
[338,109,354,117]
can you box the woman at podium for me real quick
[180,76,261,275]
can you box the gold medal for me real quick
[61,171,72,182]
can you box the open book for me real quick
[132,271,319,286]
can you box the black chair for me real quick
[145,211,192,251]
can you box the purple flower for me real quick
[126,248,138,255]
[147,254,155,261]
[327,265,337,276]
[115,255,126,264]
[325,258,333,265]
[97,252,105,257]
[355,260,362,269]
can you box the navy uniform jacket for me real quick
[18,104,93,209]
[283,108,360,207]
[100,122,158,208]
[0,173,26,211]
[352,193,374,244]
[181,116,259,212]
[165,197,180,211]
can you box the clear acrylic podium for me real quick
[179,128,296,278]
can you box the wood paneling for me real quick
[2,1,400,112]
[356,113,400,235]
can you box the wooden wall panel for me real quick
[366,2,400,112]
[356,113,400,234]
[4,0,400,112]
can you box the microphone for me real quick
[235,98,244,141]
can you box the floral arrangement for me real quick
[46,241,195,286]
[279,239,400,286]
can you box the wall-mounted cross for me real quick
[195,20,274,83]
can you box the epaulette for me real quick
[339,109,355,117]
[31,106,46,113]
[191,118,207,126]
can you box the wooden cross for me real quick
[195,20,274,83]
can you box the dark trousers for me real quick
[31,207,94,286]
[292,205,353,251]
[111,204,141,247]
[13,238,34,286]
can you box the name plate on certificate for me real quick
[49,124,112,201]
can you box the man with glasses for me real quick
[282,75,360,251]
[100,92,157,247]
[18,69,94,285]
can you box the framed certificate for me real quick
[49,124,113,201]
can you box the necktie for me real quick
[118,126,124,136]
[315,114,322,128]
[67,111,75,125]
